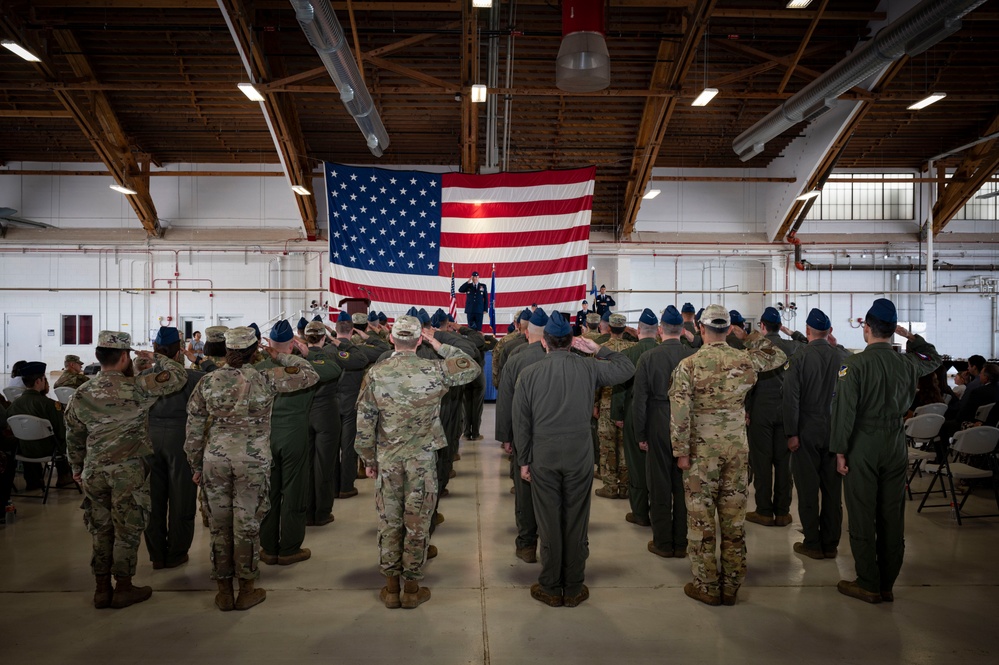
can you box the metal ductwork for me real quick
[556,0,610,93]
[732,0,989,162]
[290,0,390,157]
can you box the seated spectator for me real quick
[7,362,75,490]
[6,361,27,390]
[935,366,957,404]
[957,363,999,425]
[906,372,945,420]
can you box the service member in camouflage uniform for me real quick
[65,331,187,609]
[595,312,635,499]
[355,316,481,609]
[783,308,850,561]
[199,326,228,370]
[830,299,940,604]
[54,354,89,390]
[185,326,319,611]
[634,306,695,558]
[745,307,806,528]
[582,312,602,341]
[669,305,787,606]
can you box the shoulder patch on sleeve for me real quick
[338,351,350,359]
[838,365,848,378]
[761,347,775,356]
[455,357,471,369]
[783,361,790,371]
[312,359,325,365]
[285,365,300,375]
[916,352,931,361]
[155,370,172,383]
[54,401,63,411]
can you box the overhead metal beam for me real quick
[620,0,718,237]
[932,113,999,233]
[217,0,317,239]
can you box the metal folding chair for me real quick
[905,413,946,501]
[913,403,947,417]
[53,387,76,405]
[975,402,996,422]
[918,426,999,525]
[3,386,25,403]
[7,414,80,504]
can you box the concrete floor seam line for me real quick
[474,444,492,665]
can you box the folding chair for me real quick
[975,402,996,422]
[7,414,81,504]
[53,387,76,406]
[943,393,954,405]
[913,403,948,417]
[905,413,945,501]
[917,426,999,525]
[2,386,25,403]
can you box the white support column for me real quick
[616,255,632,321]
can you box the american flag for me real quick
[325,163,594,321]
[448,267,457,321]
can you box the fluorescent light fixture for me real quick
[110,184,138,195]
[691,88,719,107]
[472,0,493,7]
[291,185,312,196]
[786,1,813,8]
[471,84,488,103]
[976,190,999,200]
[796,189,821,201]
[643,189,661,200]
[907,92,946,110]
[237,82,265,102]
[1,40,41,62]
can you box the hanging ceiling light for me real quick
[692,88,719,107]
[471,84,488,103]
[786,1,814,8]
[472,0,493,7]
[796,189,821,201]
[1,40,41,62]
[291,185,312,196]
[556,0,610,93]
[643,189,661,200]
[110,184,138,195]
[237,82,265,101]
[908,92,946,110]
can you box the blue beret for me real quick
[154,326,180,346]
[695,307,704,322]
[867,298,897,324]
[544,311,572,336]
[761,307,781,324]
[529,307,549,327]
[507,322,516,333]
[337,311,351,323]
[22,361,46,376]
[417,309,431,326]
[406,306,419,317]
[519,308,532,322]
[729,310,745,325]
[249,322,261,340]
[661,305,683,325]
[601,309,611,322]
[297,317,308,330]
[681,302,696,313]
[639,308,658,326]
[378,311,387,322]
[806,308,831,331]
[270,320,294,342]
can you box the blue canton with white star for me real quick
[326,164,443,275]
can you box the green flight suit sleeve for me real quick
[782,354,802,437]
[184,381,210,475]
[512,372,534,467]
[829,358,861,454]
[790,330,808,344]
[436,344,482,387]
[593,346,635,388]
[307,347,343,383]
[354,375,378,467]
[262,353,320,393]
[134,354,188,397]
[903,335,942,376]
[331,341,372,371]
[632,355,652,442]
[669,360,694,458]
[495,356,519,443]
[64,398,88,474]
[744,331,787,374]
[435,330,478,360]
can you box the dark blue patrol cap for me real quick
[661,305,683,325]
[367,311,378,322]
[729,310,745,325]
[471,271,479,277]
[544,311,572,336]
[406,306,419,317]
[639,308,658,326]
[681,302,696,314]
[695,307,704,322]
[519,308,532,322]
[249,322,262,340]
[430,311,444,328]
[417,308,432,326]
[270,320,294,342]
[601,309,611,322]
[806,308,831,331]
[312,315,323,323]
[581,300,588,305]
[297,317,308,330]
[378,312,387,323]
[154,326,180,346]
[337,310,351,323]
[507,322,516,333]
[529,307,549,327]
[22,361,46,376]
[761,307,781,325]
[447,313,455,323]
[867,298,897,324]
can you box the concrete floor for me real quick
[2,404,997,664]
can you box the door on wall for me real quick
[4,313,43,373]
[179,316,206,345]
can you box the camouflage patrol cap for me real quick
[224,326,257,350]
[64,354,82,365]
[352,312,368,325]
[701,304,731,328]
[205,326,228,344]
[97,330,134,350]
[391,315,421,339]
[586,312,600,325]
[305,320,327,335]
[609,313,627,327]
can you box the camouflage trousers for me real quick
[597,397,628,491]
[81,458,151,577]
[683,448,749,596]
[203,437,271,580]
[375,450,438,581]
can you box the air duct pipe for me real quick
[732,0,988,161]
[556,0,610,93]
[290,0,390,156]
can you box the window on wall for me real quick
[62,315,93,345]
[955,181,999,220]
[804,174,915,221]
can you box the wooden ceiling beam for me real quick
[217,0,317,239]
[777,0,829,95]
[0,109,74,118]
[459,4,477,174]
[364,55,460,93]
[932,113,999,233]
[711,9,885,21]
[620,0,718,237]
[30,1,461,10]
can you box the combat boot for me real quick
[400,579,431,609]
[380,575,401,609]
[110,576,153,609]
[594,486,618,499]
[277,548,311,565]
[793,542,825,560]
[837,579,881,604]
[215,579,235,612]
[745,511,775,527]
[234,578,267,610]
[683,582,721,606]
[93,574,113,609]
[516,545,537,563]
[427,545,438,560]
[647,541,673,558]
[773,514,793,527]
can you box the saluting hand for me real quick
[572,336,600,354]
[421,328,442,351]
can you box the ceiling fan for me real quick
[0,207,53,237]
